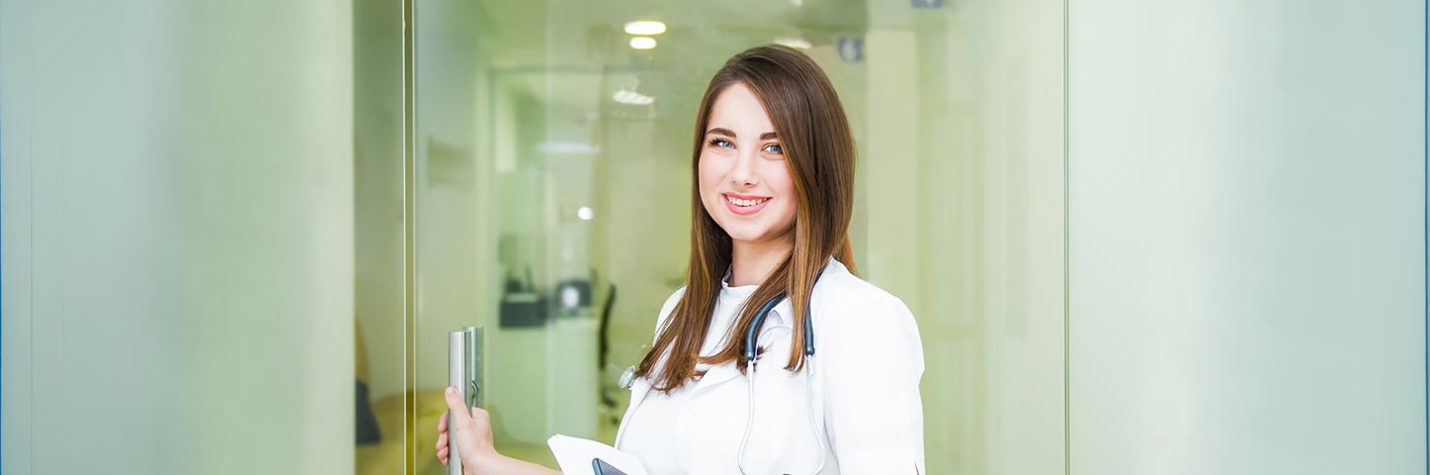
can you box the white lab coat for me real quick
[615,258,926,474]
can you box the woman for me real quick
[437,44,925,474]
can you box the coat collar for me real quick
[721,257,847,330]
[766,256,847,328]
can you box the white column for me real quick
[1069,1,1425,473]
[1,1,355,474]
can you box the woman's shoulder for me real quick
[814,260,916,326]
[653,286,687,330]
[814,260,924,371]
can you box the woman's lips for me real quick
[723,193,771,216]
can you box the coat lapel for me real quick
[690,361,742,394]
[689,297,796,395]
[614,376,652,448]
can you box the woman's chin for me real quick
[725,231,765,244]
[723,228,793,247]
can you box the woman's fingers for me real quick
[438,386,493,467]
[436,401,451,463]
[439,387,466,465]
[443,387,468,429]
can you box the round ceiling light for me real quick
[623,21,666,36]
[629,36,657,50]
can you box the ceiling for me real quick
[456,0,871,125]
[471,0,868,70]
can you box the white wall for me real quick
[1068,1,1425,473]
[1,1,355,474]
[859,0,1068,472]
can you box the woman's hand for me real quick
[436,386,496,471]
[436,388,562,475]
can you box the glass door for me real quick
[404,0,1068,473]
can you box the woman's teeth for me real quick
[726,195,768,207]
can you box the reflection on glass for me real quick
[354,0,410,473]
[408,0,1065,473]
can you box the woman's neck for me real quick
[728,236,793,287]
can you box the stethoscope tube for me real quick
[736,271,828,475]
[741,292,801,361]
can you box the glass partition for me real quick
[354,0,411,473]
[407,0,1067,472]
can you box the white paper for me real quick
[546,434,649,475]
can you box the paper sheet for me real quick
[546,434,649,475]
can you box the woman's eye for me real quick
[762,143,783,154]
[708,138,734,149]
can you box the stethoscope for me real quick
[736,285,827,475]
[617,272,829,474]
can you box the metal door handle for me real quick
[449,326,484,475]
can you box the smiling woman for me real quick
[648,44,861,394]
[628,44,922,474]
[438,44,923,475]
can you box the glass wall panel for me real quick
[410,0,1066,473]
[354,0,411,473]
[861,2,1067,473]
[1067,1,1426,473]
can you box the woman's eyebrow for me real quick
[703,128,779,141]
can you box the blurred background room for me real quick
[2,0,1424,474]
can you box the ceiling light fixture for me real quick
[624,21,666,36]
[534,142,599,154]
[775,37,812,49]
[613,89,655,105]
[629,36,657,50]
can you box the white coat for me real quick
[615,258,926,474]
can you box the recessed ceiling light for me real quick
[629,36,657,50]
[534,142,599,154]
[775,37,812,49]
[624,21,666,36]
[613,89,655,105]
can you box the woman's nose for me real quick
[729,149,758,187]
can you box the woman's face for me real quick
[698,82,798,247]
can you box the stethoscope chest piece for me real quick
[619,365,637,390]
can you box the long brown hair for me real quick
[635,44,857,393]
